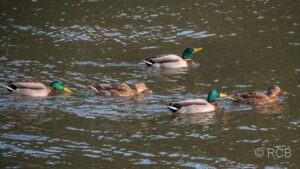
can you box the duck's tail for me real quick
[167,103,183,113]
[3,82,17,92]
[226,96,237,101]
[89,85,101,93]
[142,59,155,67]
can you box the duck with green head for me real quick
[3,81,71,97]
[168,90,227,113]
[142,48,203,68]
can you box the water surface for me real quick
[0,0,299,168]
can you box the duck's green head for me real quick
[182,48,203,59]
[207,89,227,103]
[50,81,71,92]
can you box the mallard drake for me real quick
[3,81,71,97]
[227,85,287,105]
[90,82,152,97]
[168,90,227,113]
[142,48,203,68]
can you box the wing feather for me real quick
[11,81,48,89]
[175,99,209,106]
[150,54,182,63]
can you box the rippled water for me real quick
[0,0,299,168]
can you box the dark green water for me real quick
[0,0,299,168]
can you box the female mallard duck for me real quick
[142,48,203,68]
[168,90,227,113]
[227,85,287,105]
[3,81,71,97]
[90,82,152,97]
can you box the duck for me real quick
[90,82,152,97]
[227,85,287,105]
[3,81,71,97]
[167,90,227,113]
[142,48,203,68]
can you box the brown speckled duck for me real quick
[3,81,71,97]
[227,85,287,105]
[90,82,152,97]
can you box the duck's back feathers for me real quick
[90,84,113,91]
[90,82,131,91]
[7,81,48,90]
[175,99,209,106]
[90,82,150,97]
[227,92,277,105]
[90,85,113,96]
[148,54,182,63]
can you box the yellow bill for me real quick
[193,48,203,53]
[279,91,287,95]
[64,87,72,93]
[145,89,152,93]
[219,93,227,97]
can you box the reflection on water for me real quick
[252,103,287,115]
[172,112,215,126]
[145,66,190,76]
[1,0,299,168]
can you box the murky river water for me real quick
[0,0,299,168]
